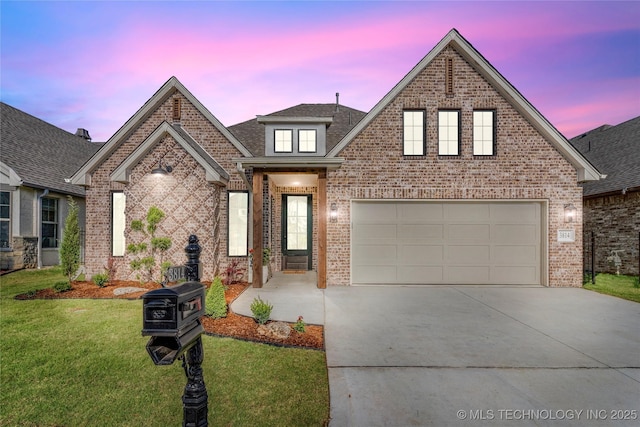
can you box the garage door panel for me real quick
[493,224,538,244]
[491,203,539,223]
[446,245,490,264]
[399,203,444,222]
[354,224,397,240]
[398,245,443,265]
[398,224,443,239]
[448,224,490,240]
[351,201,542,285]
[398,266,444,283]
[353,244,397,265]
[494,245,537,265]
[447,266,490,283]
[353,266,397,283]
[492,266,538,284]
[447,203,490,221]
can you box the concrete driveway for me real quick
[324,286,640,426]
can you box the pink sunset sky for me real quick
[1,1,639,142]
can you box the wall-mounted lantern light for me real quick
[151,161,173,175]
[564,203,577,223]
[330,203,338,223]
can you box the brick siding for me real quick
[326,46,584,287]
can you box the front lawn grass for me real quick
[584,273,640,303]
[0,267,329,426]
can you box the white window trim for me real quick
[112,192,126,257]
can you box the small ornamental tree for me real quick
[127,206,172,283]
[205,276,227,318]
[59,196,80,283]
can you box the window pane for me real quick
[0,191,9,205]
[275,130,292,152]
[286,196,308,251]
[299,130,316,152]
[41,198,58,248]
[228,192,248,256]
[42,224,57,248]
[0,221,9,248]
[403,111,424,155]
[438,111,459,155]
[473,111,494,155]
[112,193,126,256]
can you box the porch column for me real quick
[318,170,327,289]
[252,170,263,288]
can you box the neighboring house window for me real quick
[473,110,496,156]
[0,191,10,248]
[274,129,293,153]
[403,110,425,155]
[298,130,317,153]
[41,197,58,248]
[228,191,248,256]
[438,110,460,156]
[112,192,126,257]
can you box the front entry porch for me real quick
[231,271,325,325]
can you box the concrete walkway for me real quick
[231,271,325,325]
[325,286,640,426]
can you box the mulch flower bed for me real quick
[15,280,324,350]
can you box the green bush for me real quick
[294,316,306,333]
[59,196,80,283]
[205,276,227,318]
[250,296,273,325]
[92,273,109,288]
[53,281,72,293]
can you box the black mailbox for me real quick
[142,281,206,365]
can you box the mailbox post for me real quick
[142,235,208,427]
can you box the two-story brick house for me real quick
[72,29,601,287]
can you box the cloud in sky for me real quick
[1,1,638,141]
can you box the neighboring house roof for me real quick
[0,102,101,197]
[229,103,366,156]
[71,76,251,186]
[569,116,640,197]
[327,28,603,183]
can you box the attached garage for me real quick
[351,201,545,285]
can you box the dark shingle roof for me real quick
[228,103,366,156]
[569,116,640,197]
[1,102,102,196]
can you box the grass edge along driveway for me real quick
[0,267,329,427]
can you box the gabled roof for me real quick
[327,28,603,183]
[229,103,366,156]
[1,102,101,196]
[111,122,229,185]
[71,76,251,186]
[570,116,640,197]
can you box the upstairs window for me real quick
[298,130,317,153]
[0,191,10,248]
[438,110,460,156]
[403,110,425,155]
[274,129,293,153]
[41,197,58,248]
[473,110,496,156]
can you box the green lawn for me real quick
[0,267,329,426]
[584,273,640,303]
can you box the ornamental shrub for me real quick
[250,296,273,325]
[59,196,80,284]
[92,273,109,288]
[53,281,72,293]
[205,276,227,318]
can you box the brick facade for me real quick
[84,93,248,282]
[584,191,640,275]
[326,47,584,287]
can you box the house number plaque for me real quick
[557,229,575,243]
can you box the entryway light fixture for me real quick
[564,203,577,223]
[330,203,338,222]
[151,161,173,175]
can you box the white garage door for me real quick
[351,201,543,285]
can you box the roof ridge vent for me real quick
[75,128,91,141]
[335,92,340,112]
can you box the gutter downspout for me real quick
[37,189,49,269]
[237,162,253,283]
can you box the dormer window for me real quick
[274,129,293,153]
[298,130,317,153]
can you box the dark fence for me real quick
[583,231,640,283]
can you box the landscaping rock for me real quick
[113,286,147,296]
[257,321,291,340]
